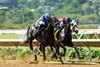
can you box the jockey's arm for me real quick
[38,21,46,32]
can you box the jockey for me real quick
[54,17,72,42]
[54,17,66,42]
[34,13,52,36]
[66,17,72,24]
[54,21,60,32]
[54,21,60,42]
[58,17,67,29]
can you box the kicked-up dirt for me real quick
[0,58,100,67]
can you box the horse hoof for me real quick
[61,54,65,57]
[61,61,64,64]
[29,60,39,64]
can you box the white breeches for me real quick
[35,20,45,27]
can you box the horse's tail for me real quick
[24,26,32,44]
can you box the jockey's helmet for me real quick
[44,13,51,19]
[66,17,72,24]
[58,17,66,23]
[54,22,60,26]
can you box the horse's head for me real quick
[45,16,58,32]
[47,16,59,28]
[51,16,59,24]
[70,19,79,34]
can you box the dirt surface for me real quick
[0,59,100,67]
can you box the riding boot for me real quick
[38,24,45,36]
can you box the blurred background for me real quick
[0,0,100,29]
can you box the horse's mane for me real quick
[51,16,59,23]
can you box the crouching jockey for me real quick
[54,21,61,42]
[54,17,72,43]
[54,17,66,42]
[34,13,52,38]
[54,22,60,32]
[59,17,67,29]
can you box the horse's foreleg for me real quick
[47,46,54,54]
[39,45,46,61]
[69,42,81,59]
[59,43,66,57]
[43,46,46,61]
[50,46,54,53]
[54,43,64,64]
[58,42,66,62]
[73,46,81,59]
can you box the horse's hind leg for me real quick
[29,39,37,61]
[29,39,33,50]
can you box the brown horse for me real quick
[54,18,80,60]
[24,17,64,63]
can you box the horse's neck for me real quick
[67,24,71,29]
[66,24,72,33]
[44,23,54,36]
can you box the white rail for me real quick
[0,29,100,34]
[0,29,100,39]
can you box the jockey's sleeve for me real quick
[35,15,45,27]
[60,22,63,26]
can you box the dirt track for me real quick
[0,59,100,67]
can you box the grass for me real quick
[0,34,23,39]
[0,47,99,63]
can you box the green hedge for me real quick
[0,47,100,61]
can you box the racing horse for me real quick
[54,18,80,59]
[24,17,64,63]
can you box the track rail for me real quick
[0,39,100,47]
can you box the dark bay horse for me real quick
[55,18,80,59]
[24,17,64,63]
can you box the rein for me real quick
[45,23,52,31]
